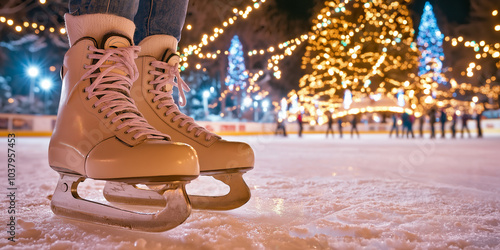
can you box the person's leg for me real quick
[69,0,139,20]
[134,0,189,52]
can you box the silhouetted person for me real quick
[440,109,447,138]
[402,112,409,137]
[419,115,425,138]
[429,108,436,139]
[326,113,334,138]
[275,118,287,137]
[451,112,457,138]
[461,112,471,138]
[476,111,483,138]
[350,115,359,138]
[297,113,303,137]
[337,118,343,138]
[389,113,399,138]
[406,113,415,138]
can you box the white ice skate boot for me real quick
[103,35,254,210]
[48,15,199,232]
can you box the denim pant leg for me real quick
[68,0,140,21]
[134,0,189,43]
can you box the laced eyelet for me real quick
[178,125,183,128]
[86,54,90,59]
[124,131,129,134]
[97,109,102,113]
[171,118,175,122]
[87,46,91,50]
[194,134,200,138]
[83,64,87,69]
[91,104,96,109]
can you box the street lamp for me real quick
[262,100,270,112]
[40,78,53,114]
[27,66,39,109]
[40,78,52,91]
[202,90,210,118]
[27,66,39,78]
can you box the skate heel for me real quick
[51,174,191,232]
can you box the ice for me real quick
[1,133,500,249]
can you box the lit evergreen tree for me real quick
[225,35,248,91]
[417,1,446,84]
[296,0,419,117]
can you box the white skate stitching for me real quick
[81,46,170,141]
[149,60,220,141]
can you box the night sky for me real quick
[275,0,471,31]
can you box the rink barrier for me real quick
[1,113,500,136]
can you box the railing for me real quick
[1,113,499,136]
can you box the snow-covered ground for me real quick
[1,132,500,249]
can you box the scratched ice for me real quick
[1,133,499,249]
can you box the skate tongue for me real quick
[101,33,134,76]
[160,49,181,92]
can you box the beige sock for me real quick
[138,35,178,60]
[65,13,136,47]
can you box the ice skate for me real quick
[48,15,199,232]
[103,35,254,210]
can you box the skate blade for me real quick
[51,174,191,232]
[103,168,252,210]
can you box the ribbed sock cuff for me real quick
[65,13,136,47]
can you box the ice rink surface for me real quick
[1,132,500,249]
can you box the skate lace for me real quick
[81,46,169,141]
[149,60,220,141]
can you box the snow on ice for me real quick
[1,133,500,249]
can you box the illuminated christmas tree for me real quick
[417,1,445,84]
[297,0,419,116]
[225,35,248,91]
[413,1,450,109]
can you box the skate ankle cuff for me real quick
[138,35,178,59]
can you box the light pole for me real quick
[40,78,53,114]
[27,66,39,111]
[202,91,210,119]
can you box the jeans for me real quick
[68,0,188,43]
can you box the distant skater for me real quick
[350,115,359,138]
[326,113,334,138]
[406,113,415,138]
[429,108,436,139]
[440,109,447,138]
[275,118,287,137]
[401,112,409,137]
[461,112,471,138]
[419,115,425,138]
[476,111,483,138]
[451,112,457,139]
[297,113,303,137]
[337,118,343,138]
[389,113,399,138]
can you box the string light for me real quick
[180,0,269,64]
